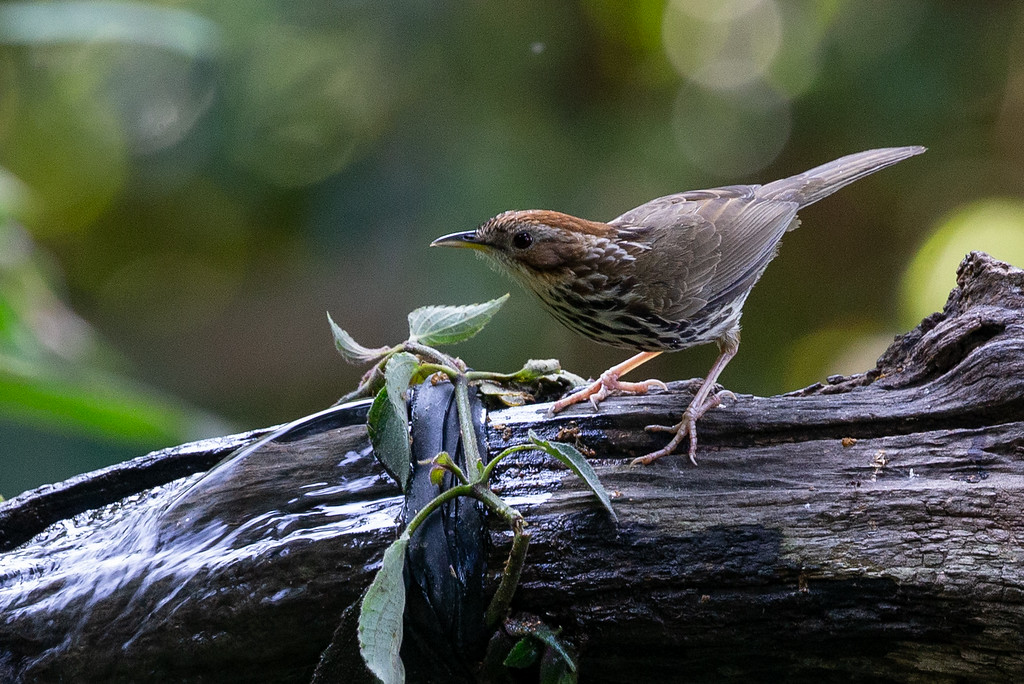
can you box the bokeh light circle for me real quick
[662,0,782,90]
[901,199,1024,327]
[672,81,791,177]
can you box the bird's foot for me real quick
[634,413,698,466]
[633,389,735,466]
[548,370,667,415]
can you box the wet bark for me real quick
[1,252,1023,683]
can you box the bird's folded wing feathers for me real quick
[611,192,797,321]
[697,196,799,312]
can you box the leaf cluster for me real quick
[328,296,615,684]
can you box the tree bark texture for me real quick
[1,251,1022,682]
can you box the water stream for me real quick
[0,400,401,680]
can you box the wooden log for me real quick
[1,251,1022,682]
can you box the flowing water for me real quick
[0,399,402,680]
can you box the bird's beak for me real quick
[429,230,489,251]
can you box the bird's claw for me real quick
[638,404,698,465]
[633,389,736,466]
[643,378,670,393]
[551,374,667,414]
[715,389,737,406]
[634,416,698,466]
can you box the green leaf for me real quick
[328,312,389,365]
[367,387,411,490]
[384,352,419,420]
[509,358,563,382]
[407,294,509,346]
[528,429,617,522]
[531,624,577,675]
[476,380,532,407]
[358,533,410,684]
[539,653,578,684]
[367,353,419,491]
[0,367,215,446]
[503,637,541,669]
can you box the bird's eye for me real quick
[512,231,534,249]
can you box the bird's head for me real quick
[430,210,618,285]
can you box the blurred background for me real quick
[2,0,1024,497]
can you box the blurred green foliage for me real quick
[0,0,1022,496]
[902,199,1024,327]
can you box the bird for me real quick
[430,146,925,465]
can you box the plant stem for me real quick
[464,370,515,382]
[404,484,474,537]
[486,523,529,628]
[403,341,457,367]
[334,357,387,405]
[402,338,536,629]
[416,362,460,379]
[453,373,484,474]
[470,484,519,526]
[475,484,531,628]
[481,444,537,481]
[442,460,469,485]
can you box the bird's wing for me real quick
[610,187,799,320]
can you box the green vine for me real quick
[329,295,616,684]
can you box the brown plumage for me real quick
[432,147,925,464]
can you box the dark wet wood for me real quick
[484,251,1024,682]
[1,252,1022,683]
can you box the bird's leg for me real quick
[549,351,666,415]
[634,330,740,466]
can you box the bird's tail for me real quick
[757,146,926,207]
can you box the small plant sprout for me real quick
[329,296,615,684]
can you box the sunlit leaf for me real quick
[528,430,616,522]
[367,387,411,490]
[328,312,389,365]
[358,533,410,684]
[407,294,509,346]
[384,352,419,420]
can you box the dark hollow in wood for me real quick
[1,251,1022,682]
